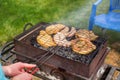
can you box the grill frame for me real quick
[14,22,108,78]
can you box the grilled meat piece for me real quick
[60,26,69,36]
[37,30,56,48]
[60,27,76,37]
[75,29,98,41]
[45,24,65,35]
[67,27,76,37]
[53,32,71,47]
[71,38,96,54]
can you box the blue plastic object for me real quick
[0,64,9,80]
[88,0,120,32]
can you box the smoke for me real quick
[57,1,95,29]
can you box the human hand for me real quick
[11,72,32,80]
[2,62,36,77]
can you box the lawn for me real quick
[0,0,87,46]
[0,0,119,46]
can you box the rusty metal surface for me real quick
[2,45,112,80]
[1,43,120,80]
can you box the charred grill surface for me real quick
[31,36,106,64]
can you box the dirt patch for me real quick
[105,42,120,68]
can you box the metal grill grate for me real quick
[31,36,106,64]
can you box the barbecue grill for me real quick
[14,22,108,79]
[1,22,119,80]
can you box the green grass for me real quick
[0,0,120,46]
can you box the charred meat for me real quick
[71,38,96,54]
[75,29,98,41]
[37,30,56,48]
[45,24,65,35]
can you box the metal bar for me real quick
[1,53,13,60]
[18,26,41,41]
[1,46,14,56]
[35,47,56,63]
[38,47,60,65]
[105,67,116,80]
[23,23,33,32]
[1,41,14,52]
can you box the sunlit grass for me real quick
[0,0,86,45]
[0,0,120,46]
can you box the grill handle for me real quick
[1,41,14,56]
[23,23,33,32]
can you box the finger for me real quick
[17,62,36,68]
[22,63,36,68]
